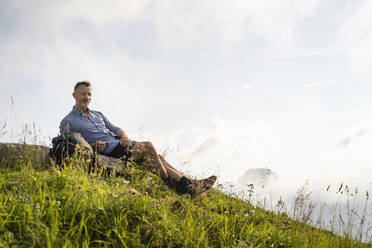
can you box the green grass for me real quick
[0,158,371,247]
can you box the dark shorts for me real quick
[107,141,137,160]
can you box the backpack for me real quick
[49,132,125,176]
[49,132,93,166]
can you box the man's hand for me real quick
[117,128,132,147]
[119,135,132,147]
[90,141,107,153]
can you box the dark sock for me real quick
[176,176,192,194]
[164,177,174,187]
[164,176,187,187]
[178,176,192,186]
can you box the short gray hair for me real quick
[74,81,91,92]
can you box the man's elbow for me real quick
[115,128,122,135]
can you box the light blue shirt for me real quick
[59,106,120,154]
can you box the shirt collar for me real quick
[72,106,90,116]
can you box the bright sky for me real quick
[1,0,372,191]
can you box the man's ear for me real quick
[72,92,76,100]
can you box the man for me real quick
[60,81,217,196]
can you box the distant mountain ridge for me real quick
[237,167,278,188]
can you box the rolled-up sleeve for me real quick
[99,112,120,134]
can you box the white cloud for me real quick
[341,1,372,72]
[189,136,219,158]
[337,114,372,147]
[149,0,321,51]
[302,76,364,88]
[242,83,254,91]
[1,0,320,53]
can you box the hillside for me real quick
[0,152,371,247]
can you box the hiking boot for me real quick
[176,175,217,197]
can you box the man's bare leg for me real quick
[158,154,217,195]
[158,154,183,181]
[130,141,181,182]
[158,154,179,172]
[130,141,216,196]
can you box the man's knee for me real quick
[142,141,155,151]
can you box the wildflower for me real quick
[45,195,50,201]
[20,183,24,187]
[144,192,148,196]
[34,203,41,215]
[78,185,82,190]
[129,188,138,195]
[24,194,29,201]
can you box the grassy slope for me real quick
[0,159,371,248]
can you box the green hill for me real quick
[0,156,371,247]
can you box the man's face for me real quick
[73,85,91,109]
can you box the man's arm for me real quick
[90,141,107,153]
[99,112,120,134]
[116,128,132,147]
[97,112,132,148]
[90,128,129,153]
[60,116,107,153]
